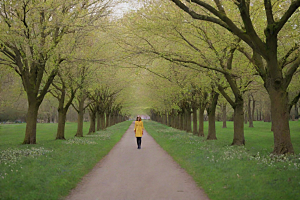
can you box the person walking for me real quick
[134,116,144,149]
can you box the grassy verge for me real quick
[0,121,132,200]
[144,120,300,200]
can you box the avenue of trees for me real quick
[0,0,133,143]
[166,0,300,155]
[0,0,299,155]
[110,0,300,155]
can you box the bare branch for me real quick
[213,0,226,15]
[37,68,58,103]
[217,84,235,107]
[170,0,267,58]
[285,55,300,87]
[279,43,299,68]
[237,47,266,80]
[171,0,230,30]
[289,91,300,112]
[151,50,235,76]
[131,63,173,82]
[264,0,275,25]
[274,0,300,35]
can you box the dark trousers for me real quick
[136,137,142,148]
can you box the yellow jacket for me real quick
[134,121,144,137]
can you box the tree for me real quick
[0,0,113,144]
[169,0,300,154]
[117,2,257,145]
[87,102,97,134]
[71,64,92,137]
[50,70,78,139]
[206,89,219,140]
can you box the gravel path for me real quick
[65,121,209,200]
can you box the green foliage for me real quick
[145,120,300,200]
[0,121,132,200]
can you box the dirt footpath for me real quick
[65,121,209,200]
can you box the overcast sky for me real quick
[112,1,143,17]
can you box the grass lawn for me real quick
[144,120,300,200]
[0,121,132,200]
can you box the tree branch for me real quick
[235,0,265,53]
[174,28,202,54]
[71,102,79,113]
[217,84,235,107]
[151,50,233,76]
[49,90,60,100]
[132,63,173,82]
[289,91,300,112]
[284,55,300,87]
[37,68,58,103]
[279,43,299,68]
[170,0,267,58]
[213,0,226,15]
[274,0,300,35]
[264,0,275,25]
[171,0,230,30]
[52,82,63,92]
[237,47,267,80]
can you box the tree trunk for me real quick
[105,113,110,128]
[56,109,67,139]
[97,112,101,131]
[198,107,205,137]
[109,114,112,126]
[179,113,184,130]
[232,100,245,145]
[23,101,39,144]
[248,96,254,127]
[175,114,179,129]
[56,88,75,140]
[116,115,120,124]
[111,114,114,126]
[173,114,176,128]
[259,109,262,121]
[244,105,248,124]
[111,114,115,126]
[47,113,51,123]
[165,111,168,125]
[182,110,187,131]
[88,109,96,134]
[268,88,294,154]
[186,109,192,133]
[207,93,219,140]
[192,107,198,135]
[252,99,256,121]
[114,114,117,125]
[101,112,105,130]
[162,114,166,125]
[222,103,227,128]
[75,98,85,137]
[110,114,113,127]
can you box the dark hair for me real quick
[136,117,139,121]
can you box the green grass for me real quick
[0,121,132,200]
[144,120,300,200]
